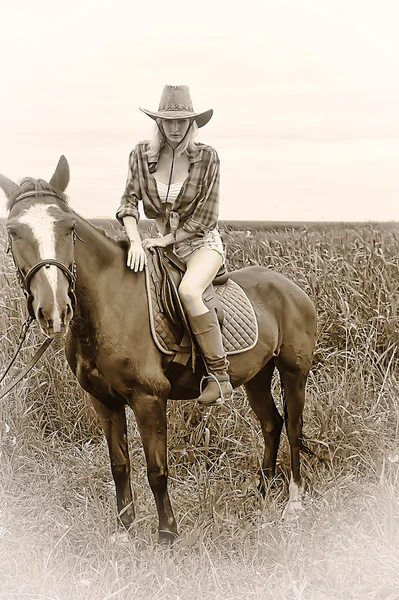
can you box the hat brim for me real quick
[139,107,213,128]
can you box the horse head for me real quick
[1,156,78,339]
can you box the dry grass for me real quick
[0,221,399,600]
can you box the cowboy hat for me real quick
[139,85,213,128]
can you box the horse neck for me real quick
[73,217,141,306]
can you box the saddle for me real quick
[160,248,227,320]
[144,247,258,371]
[148,248,226,368]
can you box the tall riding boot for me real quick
[188,309,233,406]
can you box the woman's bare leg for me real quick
[178,248,223,316]
[178,248,232,405]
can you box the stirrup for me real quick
[198,374,232,406]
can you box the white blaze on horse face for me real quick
[18,204,63,331]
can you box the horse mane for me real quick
[7,178,130,250]
[6,178,69,211]
[94,225,130,250]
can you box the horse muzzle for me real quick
[34,295,74,339]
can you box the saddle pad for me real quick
[214,278,259,354]
[144,266,259,356]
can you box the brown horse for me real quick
[1,156,317,543]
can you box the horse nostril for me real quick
[37,307,45,322]
[66,303,72,315]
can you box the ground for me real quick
[0,222,398,600]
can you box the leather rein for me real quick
[0,191,82,400]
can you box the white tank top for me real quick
[156,181,183,203]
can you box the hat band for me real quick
[158,103,194,112]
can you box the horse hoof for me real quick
[158,529,178,545]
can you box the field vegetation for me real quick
[0,220,398,599]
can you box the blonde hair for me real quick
[145,119,199,160]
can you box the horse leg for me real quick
[244,359,284,495]
[275,348,310,516]
[90,396,135,531]
[130,394,177,544]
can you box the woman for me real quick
[116,84,232,406]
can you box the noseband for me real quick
[18,257,78,320]
[7,191,82,319]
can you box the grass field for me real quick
[0,220,399,600]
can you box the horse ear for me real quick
[49,155,70,192]
[0,173,20,200]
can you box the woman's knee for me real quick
[178,281,202,307]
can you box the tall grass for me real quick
[0,221,398,600]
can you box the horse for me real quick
[0,156,317,543]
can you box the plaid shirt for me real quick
[116,141,220,235]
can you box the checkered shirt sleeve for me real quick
[116,149,141,225]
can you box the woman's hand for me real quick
[141,236,168,250]
[127,241,146,272]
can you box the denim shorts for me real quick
[173,228,225,263]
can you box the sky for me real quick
[0,0,398,222]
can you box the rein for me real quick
[0,325,53,401]
[0,191,82,401]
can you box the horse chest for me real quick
[74,354,119,399]
[75,355,97,386]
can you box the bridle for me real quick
[6,190,82,319]
[0,190,83,400]
[10,254,78,320]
